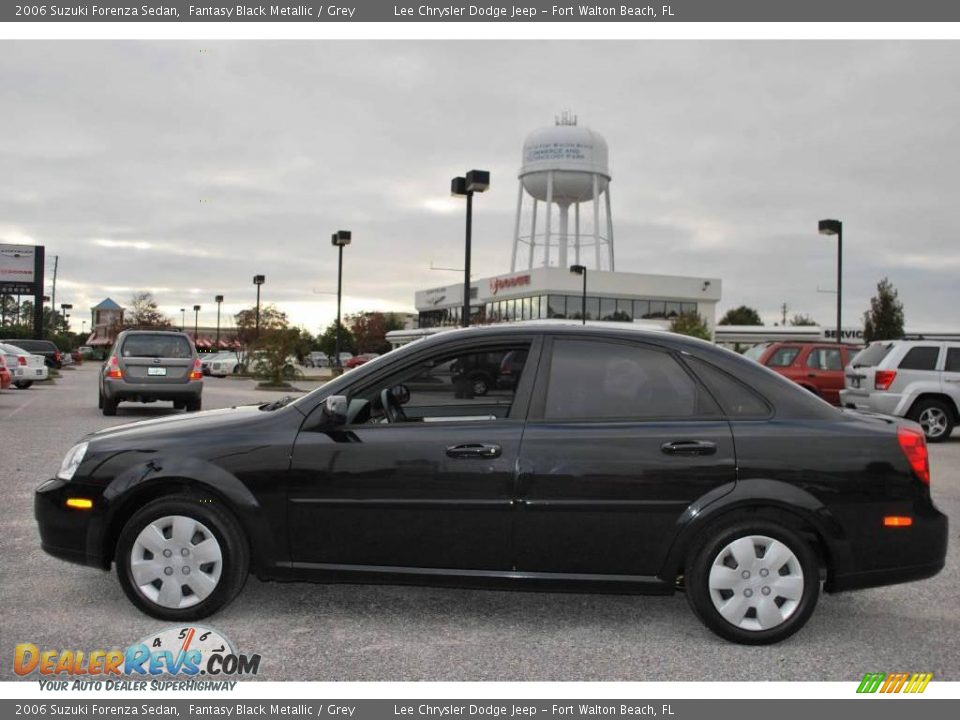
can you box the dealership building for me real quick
[413,113,722,333]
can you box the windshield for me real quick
[121,334,193,359]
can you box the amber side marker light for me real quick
[65,498,93,510]
[884,516,913,528]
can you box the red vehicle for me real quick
[757,342,860,406]
[344,352,380,369]
[0,355,11,390]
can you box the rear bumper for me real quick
[839,389,905,416]
[103,378,202,401]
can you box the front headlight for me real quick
[57,442,89,481]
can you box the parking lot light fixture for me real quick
[331,231,352,371]
[214,295,224,348]
[452,170,490,328]
[818,219,843,344]
[253,275,266,338]
[569,265,587,324]
[180,308,185,330]
[193,305,201,339]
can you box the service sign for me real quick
[0,243,36,286]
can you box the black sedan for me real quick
[35,324,947,644]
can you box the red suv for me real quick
[757,342,860,406]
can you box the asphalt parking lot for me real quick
[1,363,958,682]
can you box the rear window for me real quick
[898,346,940,371]
[685,356,771,418]
[5,339,56,352]
[120,334,193,359]
[851,342,893,368]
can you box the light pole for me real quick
[193,304,201,339]
[60,303,73,334]
[214,295,223,349]
[253,275,265,338]
[180,308,186,330]
[569,265,587,324]
[451,169,490,328]
[818,219,843,344]
[331,231,352,371]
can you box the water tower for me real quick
[511,112,614,272]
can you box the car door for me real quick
[804,345,847,405]
[287,336,541,571]
[515,336,737,578]
[942,346,960,409]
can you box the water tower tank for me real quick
[511,112,614,272]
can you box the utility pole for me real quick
[49,255,59,337]
[781,302,788,326]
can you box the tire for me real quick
[186,397,202,412]
[469,373,490,397]
[115,495,249,620]
[14,381,33,389]
[102,396,118,416]
[908,399,955,443]
[98,389,104,409]
[685,518,820,645]
[173,400,186,411]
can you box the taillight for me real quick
[54,351,62,361]
[18,356,27,366]
[189,358,203,380]
[106,356,123,379]
[897,426,930,485]
[875,370,897,390]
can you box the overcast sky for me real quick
[1,40,958,334]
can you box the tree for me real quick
[348,311,403,354]
[128,292,169,328]
[789,314,818,326]
[669,311,712,341]
[718,305,763,326]
[234,304,289,349]
[863,277,905,343]
[317,321,356,359]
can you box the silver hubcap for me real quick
[708,535,804,631]
[130,515,222,609]
[473,379,486,394]
[918,407,948,438]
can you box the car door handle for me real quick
[446,443,502,459]
[660,440,717,456]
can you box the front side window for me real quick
[543,339,717,421]
[806,347,844,371]
[347,345,530,425]
[899,346,940,371]
[766,346,801,367]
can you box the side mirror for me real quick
[321,395,348,426]
[390,384,411,405]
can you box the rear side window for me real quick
[946,348,960,373]
[898,346,940,371]
[685,356,771,418]
[806,347,844,371]
[120,334,193,359]
[7,339,55,352]
[543,339,718,421]
[766,347,800,367]
[852,342,893,367]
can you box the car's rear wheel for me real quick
[115,496,248,620]
[469,373,490,396]
[909,399,954,443]
[186,397,202,412]
[14,380,33,389]
[102,396,118,416]
[173,400,185,410]
[685,519,820,645]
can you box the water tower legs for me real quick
[605,185,615,271]
[558,204,569,269]
[574,202,581,265]
[544,171,553,268]
[511,182,523,273]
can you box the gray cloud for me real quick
[1,40,958,332]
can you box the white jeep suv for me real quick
[840,339,960,441]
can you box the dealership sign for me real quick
[0,243,37,288]
[489,274,531,295]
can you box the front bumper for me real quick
[34,477,108,570]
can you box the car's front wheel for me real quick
[115,495,249,620]
[685,519,820,645]
[909,398,955,443]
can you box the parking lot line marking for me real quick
[3,397,35,420]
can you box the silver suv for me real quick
[840,339,960,441]
[99,330,203,416]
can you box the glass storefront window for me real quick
[665,302,682,318]
[617,299,633,319]
[647,301,666,319]
[521,297,532,321]
[584,296,600,320]
[681,302,698,315]
[633,300,650,319]
[548,295,566,318]
[600,297,617,320]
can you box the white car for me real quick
[207,352,244,378]
[0,342,49,389]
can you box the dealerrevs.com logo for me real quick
[14,626,260,690]
[857,672,933,694]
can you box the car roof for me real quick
[119,329,191,337]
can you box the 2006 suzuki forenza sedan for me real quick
[36,324,947,644]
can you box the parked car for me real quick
[756,342,861,406]
[78,346,94,358]
[0,342,49,388]
[344,352,380,370]
[840,339,960,442]
[60,351,74,367]
[71,349,83,364]
[0,338,63,369]
[305,351,331,369]
[98,330,203,416]
[37,324,946,644]
[0,355,11,390]
[206,352,244,378]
